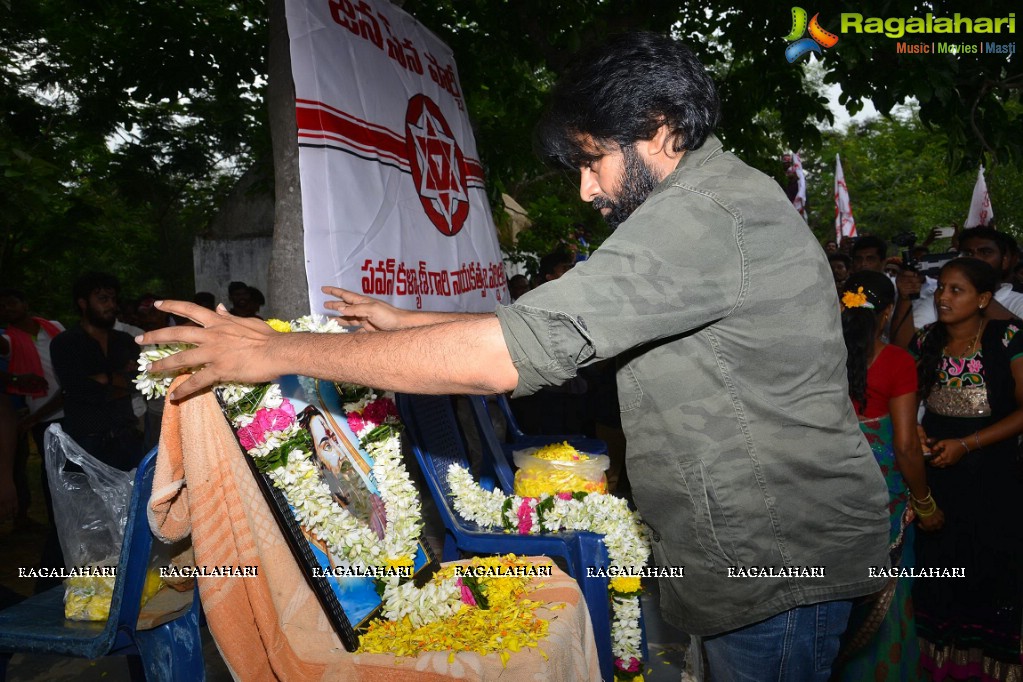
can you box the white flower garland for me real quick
[136,314,649,677]
[446,463,650,672]
[135,319,462,627]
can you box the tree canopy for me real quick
[2,0,1020,315]
[802,109,1023,247]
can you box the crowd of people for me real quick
[0,274,262,596]
[829,228,1023,681]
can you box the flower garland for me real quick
[446,463,651,679]
[135,315,552,664]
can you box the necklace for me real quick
[944,319,984,358]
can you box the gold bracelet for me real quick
[911,495,936,511]
[914,503,938,519]
[910,489,933,505]
[958,439,970,454]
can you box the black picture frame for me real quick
[215,376,437,651]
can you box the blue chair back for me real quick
[486,394,610,458]
[396,394,617,680]
[465,396,517,493]
[493,394,527,440]
[0,447,204,680]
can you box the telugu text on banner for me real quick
[286,0,508,313]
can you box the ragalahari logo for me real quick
[785,7,839,62]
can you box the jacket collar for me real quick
[651,133,723,197]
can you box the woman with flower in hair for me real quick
[833,270,942,682]
[909,258,1023,681]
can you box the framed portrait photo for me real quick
[216,376,436,651]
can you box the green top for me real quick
[496,135,889,635]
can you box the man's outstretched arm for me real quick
[321,286,473,331]
[138,301,520,401]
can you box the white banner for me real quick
[834,154,857,243]
[964,165,994,228]
[286,0,508,314]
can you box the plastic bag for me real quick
[512,443,610,497]
[44,424,140,621]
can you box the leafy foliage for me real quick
[802,109,1022,246]
[2,1,1021,312]
[0,0,266,320]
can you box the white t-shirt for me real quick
[1,320,65,420]
[909,276,939,328]
[995,283,1023,318]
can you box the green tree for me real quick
[3,1,1022,315]
[0,0,266,319]
[802,110,1022,248]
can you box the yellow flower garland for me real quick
[265,318,293,333]
[514,442,608,496]
[359,556,555,664]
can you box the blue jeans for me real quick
[701,600,853,682]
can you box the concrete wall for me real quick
[192,236,274,309]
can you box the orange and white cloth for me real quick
[148,377,599,681]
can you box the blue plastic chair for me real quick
[463,396,518,494]
[0,447,205,681]
[396,393,615,680]
[490,394,608,457]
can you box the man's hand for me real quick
[895,269,922,300]
[321,287,410,331]
[137,302,283,400]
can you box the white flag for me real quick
[790,152,807,220]
[834,154,857,243]
[964,165,994,227]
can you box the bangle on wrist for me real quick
[973,432,982,450]
[958,438,970,454]
[910,489,933,505]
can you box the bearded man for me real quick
[143,32,888,680]
[51,272,143,471]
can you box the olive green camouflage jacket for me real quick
[496,134,889,635]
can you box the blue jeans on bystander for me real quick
[701,600,853,682]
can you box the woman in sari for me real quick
[911,258,1023,681]
[834,270,944,681]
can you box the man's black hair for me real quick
[535,32,720,169]
[72,272,120,307]
[228,281,248,294]
[850,235,887,260]
[193,291,216,310]
[538,250,574,279]
[959,226,1017,257]
[827,253,852,268]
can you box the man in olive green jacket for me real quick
[144,32,889,681]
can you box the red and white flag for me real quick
[964,165,994,227]
[790,152,807,220]
[285,0,508,314]
[834,154,857,243]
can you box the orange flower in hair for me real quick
[841,287,874,310]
